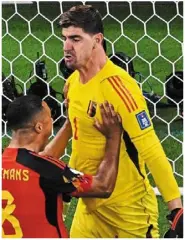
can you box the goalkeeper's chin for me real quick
[65,59,77,71]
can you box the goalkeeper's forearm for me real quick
[167,198,182,211]
[134,131,183,238]
[44,118,72,158]
[133,130,180,203]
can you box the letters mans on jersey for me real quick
[2,168,29,181]
[136,111,151,130]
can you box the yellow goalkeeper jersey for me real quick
[67,59,180,212]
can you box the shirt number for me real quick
[73,117,78,140]
[2,190,23,238]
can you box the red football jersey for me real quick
[2,148,92,238]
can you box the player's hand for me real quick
[164,208,183,238]
[93,101,122,139]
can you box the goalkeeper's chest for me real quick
[68,84,106,136]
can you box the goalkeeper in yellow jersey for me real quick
[43,5,183,238]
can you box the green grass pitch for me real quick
[2,2,183,237]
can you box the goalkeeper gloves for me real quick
[164,208,183,238]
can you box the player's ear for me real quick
[95,33,104,44]
[35,122,43,133]
[93,33,104,48]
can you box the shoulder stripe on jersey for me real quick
[108,76,138,112]
[29,152,66,170]
[108,77,131,112]
[114,76,138,110]
[111,76,135,111]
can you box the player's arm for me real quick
[101,74,182,236]
[102,75,181,201]
[41,82,72,158]
[133,130,183,237]
[42,118,72,158]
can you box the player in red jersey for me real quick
[2,94,122,238]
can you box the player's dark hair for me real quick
[6,95,43,130]
[59,5,104,35]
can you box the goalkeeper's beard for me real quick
[65,60,84,71]
[65,55,77,70]
[65,61,75,71]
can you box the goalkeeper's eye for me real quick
[61,35,66,41]
[72,38,81,42]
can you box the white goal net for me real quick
[2,1,183,195]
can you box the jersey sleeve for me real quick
[101,74,153,139]
[63,168,93,197]
[101,73,180,202]
[17,149,93,195]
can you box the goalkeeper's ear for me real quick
[93,33,104,49]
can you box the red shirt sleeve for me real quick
[70,174,93,196]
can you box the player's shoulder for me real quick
[99,60,143,105]
[100,59,135,85]
[16,148,47,161]
[100,60,139,95]
[66,70,79,84]
[2,148,30,162]
[16,148,67,171]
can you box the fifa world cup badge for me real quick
[136,110,151,130]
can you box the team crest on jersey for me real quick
[87,100,97,117]
[136,111,151,130]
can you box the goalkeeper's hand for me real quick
[164,208,183,238]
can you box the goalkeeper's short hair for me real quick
[59,5,104,35]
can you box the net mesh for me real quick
[2,1,183,194]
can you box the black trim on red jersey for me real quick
[39,177,62,238]
[3,147,90,238]
[17,149,66,180]
[123,131,145,179]
[16,149,78,238]
[16,148,77,193]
